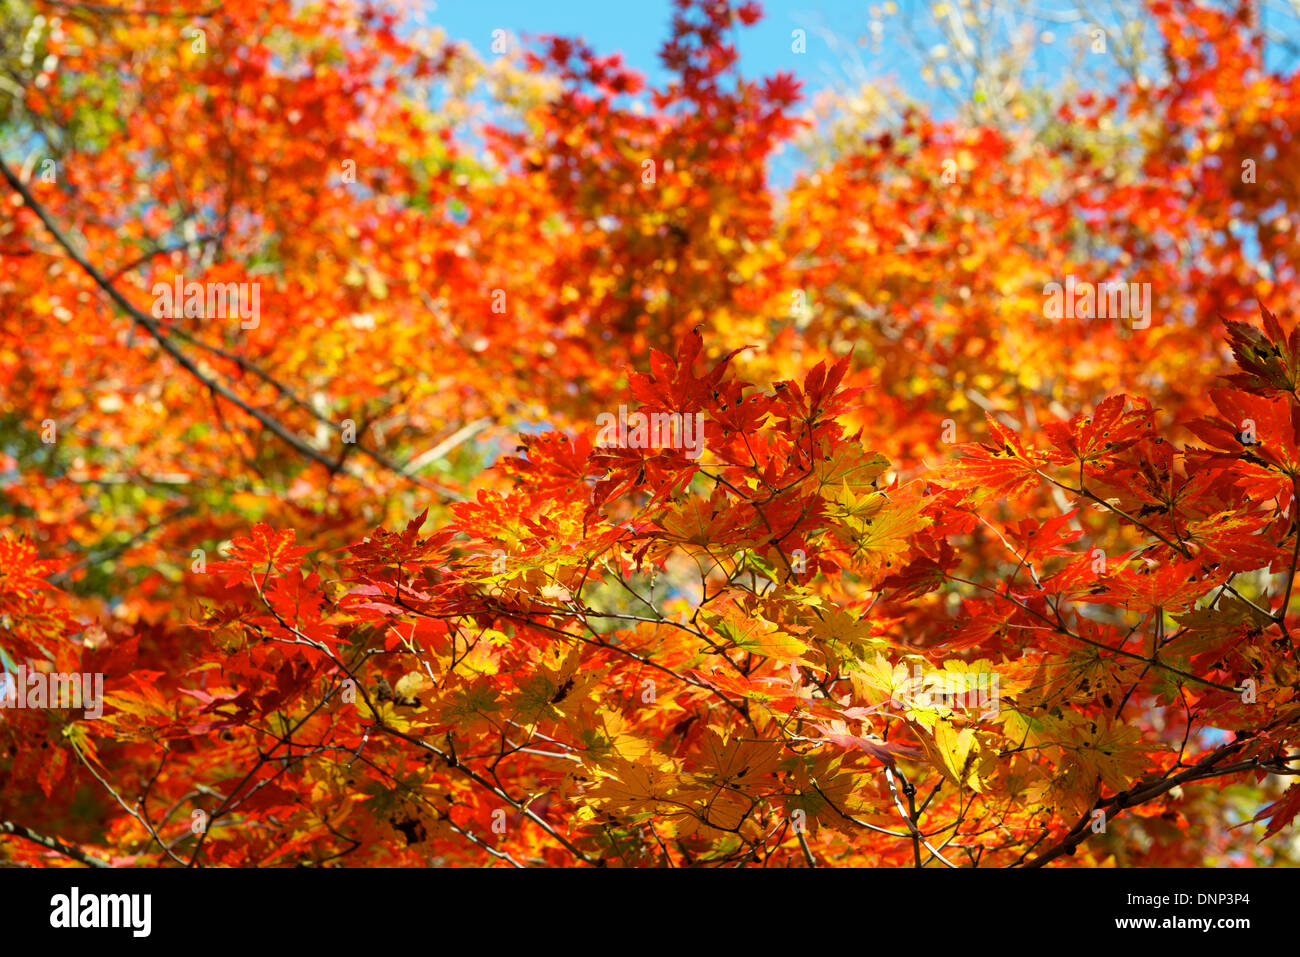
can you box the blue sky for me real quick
[417,1,1300,102]
[416,0,919,99]
[412,0,1135,186]
[413,0,930,187]
[411,0,1300,190]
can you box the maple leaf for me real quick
[693,730,783,788]
[783,759,863,836]
[812,720,919,766]
[808,443,891,492]
[655,488,752,550]
[586,758,680,819]
[1188,388,1300,478]
[1042,394,1154,473]
[704,604,809,660]
[1222,307,1300,396]
[803,607,891,670]
[216,524,312,579]
[628,328,745,415]
[1004,509,1085,557]
[944,415,1050,499]
[827,488,931,577]
[922,720,985,793]
[1064,716,1158,794]
[1084,556,1225,614]
[1248,783,1300,839]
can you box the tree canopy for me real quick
[2,0,1299,867]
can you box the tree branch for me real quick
[0,158,458,498]
[0,821,112,868]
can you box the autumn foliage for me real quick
[2,0,1300,867]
